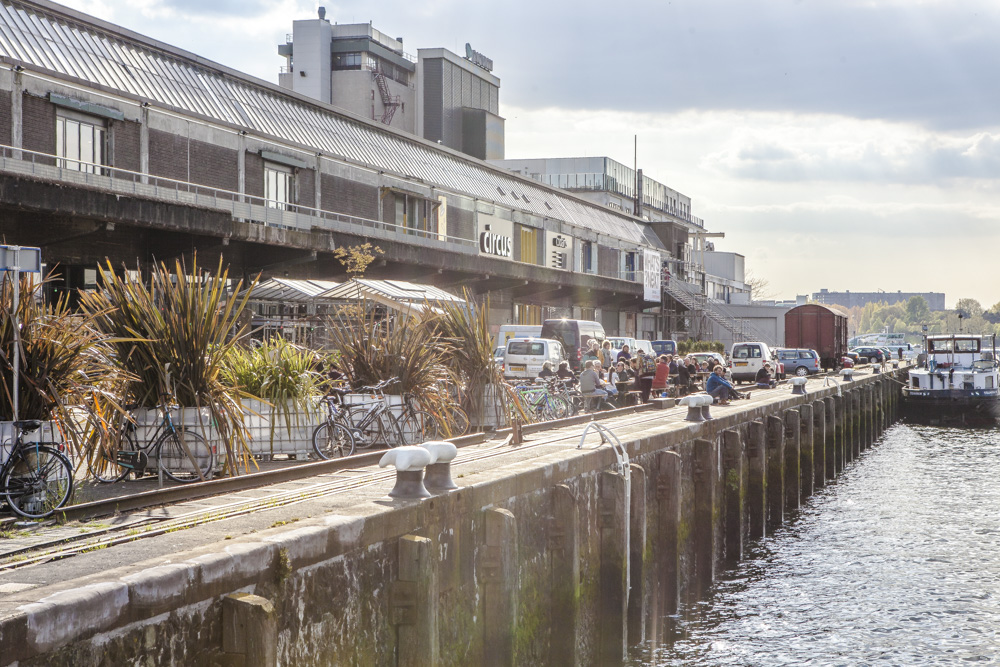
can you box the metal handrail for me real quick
[0,143,478,251]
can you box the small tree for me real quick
[333,243,384,277]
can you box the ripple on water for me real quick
[631,424,1000,666]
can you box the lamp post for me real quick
[1,245,42,422]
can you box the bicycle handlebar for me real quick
[355,377,400,394]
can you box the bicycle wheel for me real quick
[2,445,74,519]
[547,396,571,420]
[444,406,470,437]
[344,407,385,449]
[88,430,137,483]
[312,421,356,459]
[397,410,442,445]
[156,428,214,483]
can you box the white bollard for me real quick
[379,446,433,499]
[840,367,854,382]
[421,441,459,491]
[790,377,808,395]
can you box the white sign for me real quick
[545,231,573,270]
[0,245,41,272]
[477,214,513,260]
[643,249,661,302]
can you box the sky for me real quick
[57,0,1000,309]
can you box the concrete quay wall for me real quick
[0,372,903,666]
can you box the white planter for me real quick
[478,385,511,429]
[130,406,222,465]
[241,398,323,457]
[0,420,68,468]
[342,393,405,420]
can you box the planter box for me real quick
[478,385,511,429]
[342,393,405,420]
[1,420,66,465]
[241,398,323,458]
[130,407,221,469]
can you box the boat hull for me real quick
[902,387,1000,424]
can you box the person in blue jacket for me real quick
[705,365,736,405]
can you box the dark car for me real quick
[851,347,885,364]
[843,351,861,365]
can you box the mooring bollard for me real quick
[699,395,715,420]
[379,446,433,499]
[840,368,854,382]
[422,440,459,491]
[679,395,709,422]
[790,377,808,395]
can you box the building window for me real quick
[56,110,106,174]
[388,190,439,235]
[579,307,596,321]
[519,227,540,265]
[333,52,362,70]
[265,163,294,210]
[514,303,542,325]
[623,251,637,281]
[581,241,594,274]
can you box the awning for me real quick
[318,278,465,315]
[242,278,340,303]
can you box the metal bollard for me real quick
[840,368,854,382]
[679,395,706,422]
[790,377,808,395]
[379,446,433,499]
[422,441,458,491]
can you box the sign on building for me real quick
[477,214,513,259]
[545,231,572,270]
[643,249,661,302]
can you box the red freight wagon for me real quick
[784,304,847,370]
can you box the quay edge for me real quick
[0,370,906,666]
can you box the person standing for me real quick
[616,344,632,364]
[600,340,615,371]
[636,349,656,402]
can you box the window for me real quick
[333,52,362,70]
[623,251,637,281]
[581,241,594,273]
[519,227,540,265]
[508,341,544,356]
[265,163,294,210]
[514,303,542,325]
[390,191,439,234]
[56,110,106,174]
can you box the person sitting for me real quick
[616,344,632,364]
[538,361,556,380]
[650,355,671,396]
[706,365,736,405]
[581,342,600,368]
[556,360,576,386]
[755,363,776,388]
[613,361,634,384]
[579,360,615,405]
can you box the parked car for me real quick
[851,347,885,364]
[843,351,861,365]
[503,338,565,380]
[730,341,781,383]
[633,340,655,356]
[775,348,821,377]
[840,356,855,369]
[607,336,636,357]
[689,352,726,370]
[539,319,606,372]
[651,340,678,356]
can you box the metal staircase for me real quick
[372,67,401,126]
[663,278,775,345]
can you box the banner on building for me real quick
[545,230,573,270]
[643,249,661,302]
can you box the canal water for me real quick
[632,422,1000,665]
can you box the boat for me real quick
[902,334,1000,423]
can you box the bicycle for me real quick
[338,378,441,449]
[311,387,357,459]
[86,392,215,484]
[1,420,74,519]
[513,382,571,422]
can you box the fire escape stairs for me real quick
[372,67,401,126]
[663,279,775,346]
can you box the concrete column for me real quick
[812,400,826,488]
[722,429,745,566]
[139,105,149,181]
[783,410,800,512]
[628,464,647,648]
[747,420,767,540]
[11,71,22,154]
[766,415,785,533]
[481,508,517,667]
[692,438,717,604]
[799,403,814,500]
[393,535,439,667]
[223,593,277,667]
[599,470,629,665]
[549,485,579,667]
[653,451,681,622]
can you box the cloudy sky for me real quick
[60,0,1000,308]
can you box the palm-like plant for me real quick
[0,275,125,457]
[79,256,256,474]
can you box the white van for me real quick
[730,341,780,383]
[494,325,543,352]
[503,338,564,380]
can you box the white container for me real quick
[130,406,221,465]
[0,419,67,466]
[241,398,323,457]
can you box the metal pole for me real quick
[10,247,20,423]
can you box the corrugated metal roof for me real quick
[243,278,340,302]
[0,0,663,249]
[319,279,465,304]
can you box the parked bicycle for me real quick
[311,387,357,460]
[326,378,442,450]
[1,420,74,519]
[86,392,215,484]
[513,382,571,422]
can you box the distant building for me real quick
[278,9,503,159]
[812,289,946,312]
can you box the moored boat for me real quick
[902,334,1000,423]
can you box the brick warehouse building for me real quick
[0,0,699,338]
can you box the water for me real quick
[633,423,1000,666]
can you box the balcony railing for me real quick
[0,144,477,253]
